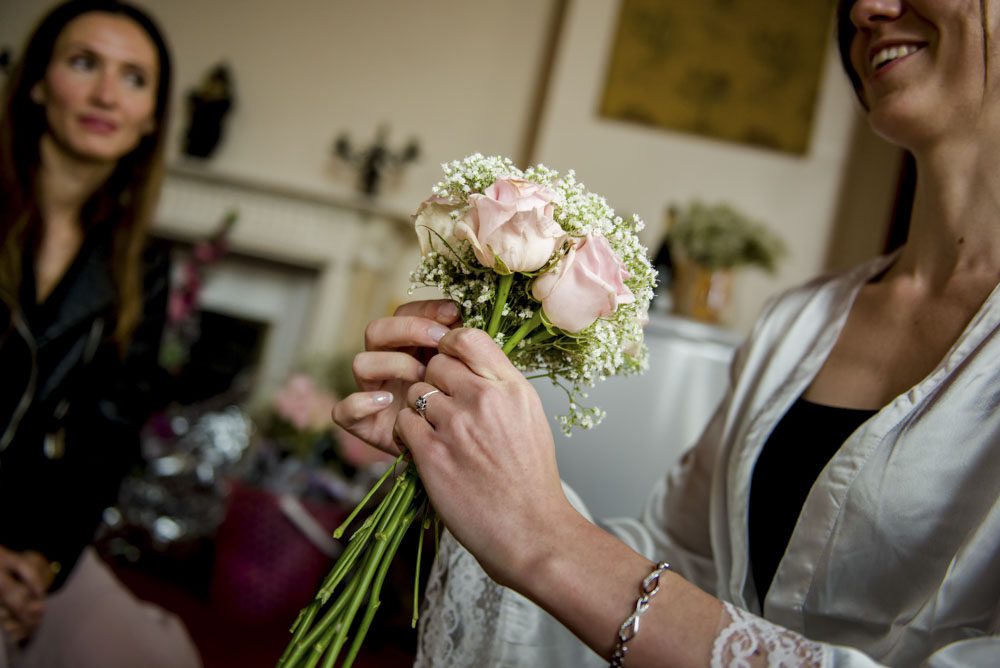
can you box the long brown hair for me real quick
[0,0,173,348]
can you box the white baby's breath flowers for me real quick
[411,154,656,434]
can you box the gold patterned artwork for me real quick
[599,0,837,155]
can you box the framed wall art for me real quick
[599,0,837,154]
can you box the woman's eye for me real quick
[123,70,147,88]
[68,53,95,70]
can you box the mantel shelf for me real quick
[166,162,412,228]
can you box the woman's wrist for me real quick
[486,492,590,591]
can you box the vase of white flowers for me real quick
[665,201,785,323]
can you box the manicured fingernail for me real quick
[373,392,393,406]
[428,325,448,342]
[439,302,459,318]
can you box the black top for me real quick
[0,233,169,589]
[748,397,877,602]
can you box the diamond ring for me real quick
[415,389,440,419]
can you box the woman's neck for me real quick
[36,134,115,230]
[893,138,1000,289]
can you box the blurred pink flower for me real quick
[272,373,337,433]
[336,428,394,468]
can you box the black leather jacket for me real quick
[0,237,169,589]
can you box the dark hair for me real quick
[0,0,173,346]
[835,0,864,106]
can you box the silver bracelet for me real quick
[610,561,671,667]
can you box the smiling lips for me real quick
[870,43,923,71]
[78,115,118,134]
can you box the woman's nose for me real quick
[850,0,904,29]
[89,70,118,108]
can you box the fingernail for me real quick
[439,301,459,318]
[373,392,393,406]
[417,364,426,380]
[428,325,448,342]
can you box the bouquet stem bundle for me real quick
[277,462,429,668]
[278,284,532,668]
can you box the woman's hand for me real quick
[0,546,51,644]
[394,327,579,587]
[333,299,461,454]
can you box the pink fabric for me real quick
[2,548,201,668]
[209,482,344,628]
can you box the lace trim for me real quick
[711,601,824,668]
[415,529,504,667]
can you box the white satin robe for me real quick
[417,255,1000,666]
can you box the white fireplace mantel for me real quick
[153,165,416,364]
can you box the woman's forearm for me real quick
[508,506,724,666]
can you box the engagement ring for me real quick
[415,389,440,419]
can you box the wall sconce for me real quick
[182,62,235,160]
[332,124,419,198]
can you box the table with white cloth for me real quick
[530,312,742,520]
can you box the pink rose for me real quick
[531,233,635,333]
[413,195,463,260]
[455,178,566,273]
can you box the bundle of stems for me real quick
[278,273,547,668]
[277,459,432,668]
[277,267,614,666]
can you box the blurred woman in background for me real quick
[0,1,199,665]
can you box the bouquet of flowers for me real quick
[278,154,655,667]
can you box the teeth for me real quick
[871,44,920,70]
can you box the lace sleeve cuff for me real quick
[711,601,826,668]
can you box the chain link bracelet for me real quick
[610,561,671,667]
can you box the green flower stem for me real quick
[528,328,555,345]
[313,622,343,668]
[487,273,514,338]
[412,515,431,628]
[333,457,401,539]
[502,310,543,355]
[371,476,411,538]
[278,601,319,666]
[316,470,415,607]
[338,600,380,668]
[321,621,349,668]
[286,475,418,668]
[282,436,428,666]
[284,572,361,667]
[317,475,402,600]
[342,510,417,668]
[325,479,417,666]
[316,528,367,602]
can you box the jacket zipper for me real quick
[0,309,38,453]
